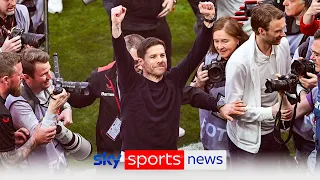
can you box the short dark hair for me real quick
[124,34,145,51]
[137,37,166,59]
[0,52,22,78]
[251,4,284,34]
[21,48,50,78]
[314,29,320,40]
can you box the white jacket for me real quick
[225,33,291,153]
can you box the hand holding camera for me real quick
[299,72,318,89]
[292,58,318,89]
[1,36,22,52]
[57,108,73,127]
[32,124,57,145]
[47,88,70,114]
[196,62,209,89]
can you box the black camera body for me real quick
[244,1,259,17]
[202,60,227,84]
[244,0,284,17]
[291,59,316,77]
[52,53,90,95]
[265,74,299,94]
[8,27,45,48]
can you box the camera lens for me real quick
[21,33,45,48]
[291,60,304,76]
[265,79,275,93]
[208,66,224,82]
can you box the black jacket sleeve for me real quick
[182,86,218,112]
[68,70,97,108]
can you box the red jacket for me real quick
[300,15,320,36]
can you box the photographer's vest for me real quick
[314,74,320,170]
[5,81,67,172]
[199,53,228,152]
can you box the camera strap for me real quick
[273,96,297,145]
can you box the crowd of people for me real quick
[1,0,320,176]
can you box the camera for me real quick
[202,60,227,84]
[52,53,90,95]
[8,27,45,48]
[243,0,283,17]
[55,121,92,161]
[244,0,259,17]
[291,59,316,77]
[265,74,298,94]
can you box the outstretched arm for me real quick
[182,86,218,111]
[111,5,137,92]
[170,2,215,87]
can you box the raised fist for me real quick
[111,5,127,26]
[198,1,215,20]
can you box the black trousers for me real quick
[228,130,294,173]
[293,131,315,170]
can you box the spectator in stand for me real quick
[300,0,320,36]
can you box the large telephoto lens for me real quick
[21,33,45,48]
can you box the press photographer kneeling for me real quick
[5,48,92,172]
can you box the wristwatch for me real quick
[217,98,226,111]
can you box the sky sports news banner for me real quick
[1,150,316,179]
[93,150,226,170]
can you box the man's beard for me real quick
[6,11,15,16]
[264,33,282,45]
[8,85,21,97]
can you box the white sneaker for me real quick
[48,0,63,14]
[179,127,185,137]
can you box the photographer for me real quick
[0,52,56,170]
[283,29,320,174]
[225,4,294,170]
[5,48,91,172]
[0,0,30,53]
[190,16,248,154]
[291,37,318,171]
